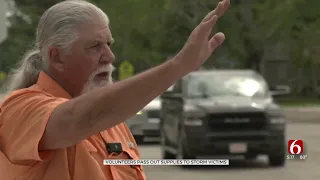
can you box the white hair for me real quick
[5,0,109,93]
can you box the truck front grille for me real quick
[207,112,267,131]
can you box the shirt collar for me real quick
[36,71,72,99]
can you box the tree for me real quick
[3,0,320,95]
[0,0,61,72]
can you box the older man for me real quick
[0,0,229,179]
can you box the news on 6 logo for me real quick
[287,140,308,160]
[288,140,304,154]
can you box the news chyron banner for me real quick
[103,159,230,166]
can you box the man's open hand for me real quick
[176,0,230,71]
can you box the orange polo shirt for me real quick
[0,71,147,180]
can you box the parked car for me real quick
[141,96,161,138]
[160,69,290,167]
[126,110,148,144]
[126,96,162,143]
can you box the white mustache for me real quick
[95,64,116,75]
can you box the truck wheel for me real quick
[177,128,195,161]
[160,130,176,159]
[269,153,286,167]
[134,135,144,145]
[162,150,176,159]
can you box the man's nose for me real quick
[100,45,115,64]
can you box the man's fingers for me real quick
[201,15,218,31]
[221,0,230,16]
[202,2,223,22]
[202,0,230,23]
[209,32,225,51]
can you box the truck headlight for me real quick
[184,118,203,126]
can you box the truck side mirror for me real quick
[270,85,291,97]
[160,91,172,99]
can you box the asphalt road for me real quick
[139,124,319,180]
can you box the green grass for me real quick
[276,97,320,107]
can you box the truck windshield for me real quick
[186,73,269,98]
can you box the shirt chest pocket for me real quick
[83,140,143,180]
[106,142,139,162]
[82,137,138,160]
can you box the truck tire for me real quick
[269,140,286,167]
[268,153,286,167]
[177,128,195,160]
[176,128,197,169]
[134,135,144,145]
[162,150,176,159]
[160,130,176,159]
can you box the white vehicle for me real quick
[126,97,161,144]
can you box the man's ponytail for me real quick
[4,49,44,93]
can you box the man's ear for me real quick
[48,46,64,72]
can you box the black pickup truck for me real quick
[159,70,289,167]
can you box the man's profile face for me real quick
[60,15,115,95]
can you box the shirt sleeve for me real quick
[0,90,69,165]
